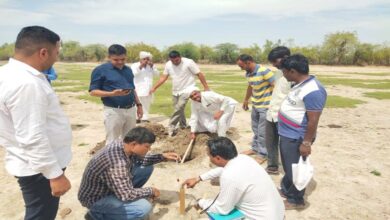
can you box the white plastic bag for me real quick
[292,156,314,191]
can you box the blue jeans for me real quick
[89,164,154,220]
[251,107,268,155]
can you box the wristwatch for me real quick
[136,103,142,107]
[301,141,312,147]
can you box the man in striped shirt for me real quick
[78,127,180,219]
[237,54,275,159]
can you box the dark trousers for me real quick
[279,135,305,204]
[265,120,280,168]
[16,173,60,220]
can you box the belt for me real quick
[105,103,135,109]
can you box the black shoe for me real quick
[84,212,94,220]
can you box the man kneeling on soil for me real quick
[183,137,285,220]
[188,90,237,139]
[78,127,180,219]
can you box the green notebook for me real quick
[207,208,245,220]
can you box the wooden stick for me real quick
[179,185,185,215]
[181,139,194,164]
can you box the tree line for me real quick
[0,31,389,66]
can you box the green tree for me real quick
[239,44,262,63]
[125,42,162,63]
[353,43,375,66]
[213,43,239,64]
[291,46,322,64]
[0,43,14,60]
[321,31,359,65]
[166,42,200,61]
[199,44,215,63]
[83,44,107,61]
[261,39,281,62]
[60,41,84,61]
[372,44,390,65]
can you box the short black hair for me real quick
[207,137,238,160]
[108,44,127,56]
[237,54,254,62]
[123,127,156,144]
[15,26,60,56]
[168,50,181,58]
[268,46,291,62]
[280,54,309,74]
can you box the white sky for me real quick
[0,0,389,48]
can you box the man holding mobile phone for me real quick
[89,44,143,144]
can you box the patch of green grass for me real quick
[370,170,381,176]
[364,92,390,100]
[58,69,91,81]
[326,95,365,108]
[51,81,81,87]
[318,77,390,89]
[54,85,89,93]
[344,72,390,76]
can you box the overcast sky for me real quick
[0,0,389,49]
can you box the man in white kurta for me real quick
[183,137,285,220]
[150,50,210,136]
[189,90,237,138]
[131,51,159,122]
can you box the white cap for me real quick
[140,51,152,59]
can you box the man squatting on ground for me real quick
[0,26,72,220]
[150,50,210,136]
[278,54,327,209]
[265,46,292,175]
[188,90,237,139]
[78,127,180,220]
[131,51,159,123]
[237,54,275,159]
[89,44,143,144]
[183,137,285,220]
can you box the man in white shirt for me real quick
[131,51,159,122]
[265,46,292,175]
[150,50,210,136]
[188,90,237,139]
[183,137,285,220]
[0,26,72,220]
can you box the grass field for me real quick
[49,62,389,116]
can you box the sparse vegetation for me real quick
[364,92,390,100]
[370,170,381,176]
[326,96,365,108]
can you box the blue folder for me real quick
[207,208,245,220]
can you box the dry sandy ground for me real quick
[0,65,389,220]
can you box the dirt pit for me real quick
[90,122,240,164]
[142,122,240,163]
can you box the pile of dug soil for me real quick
[161,128,217,162]
[141,122,168,140]
[90,122,239,164]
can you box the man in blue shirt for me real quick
[89,44,143,144]
[278,54,327,209]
